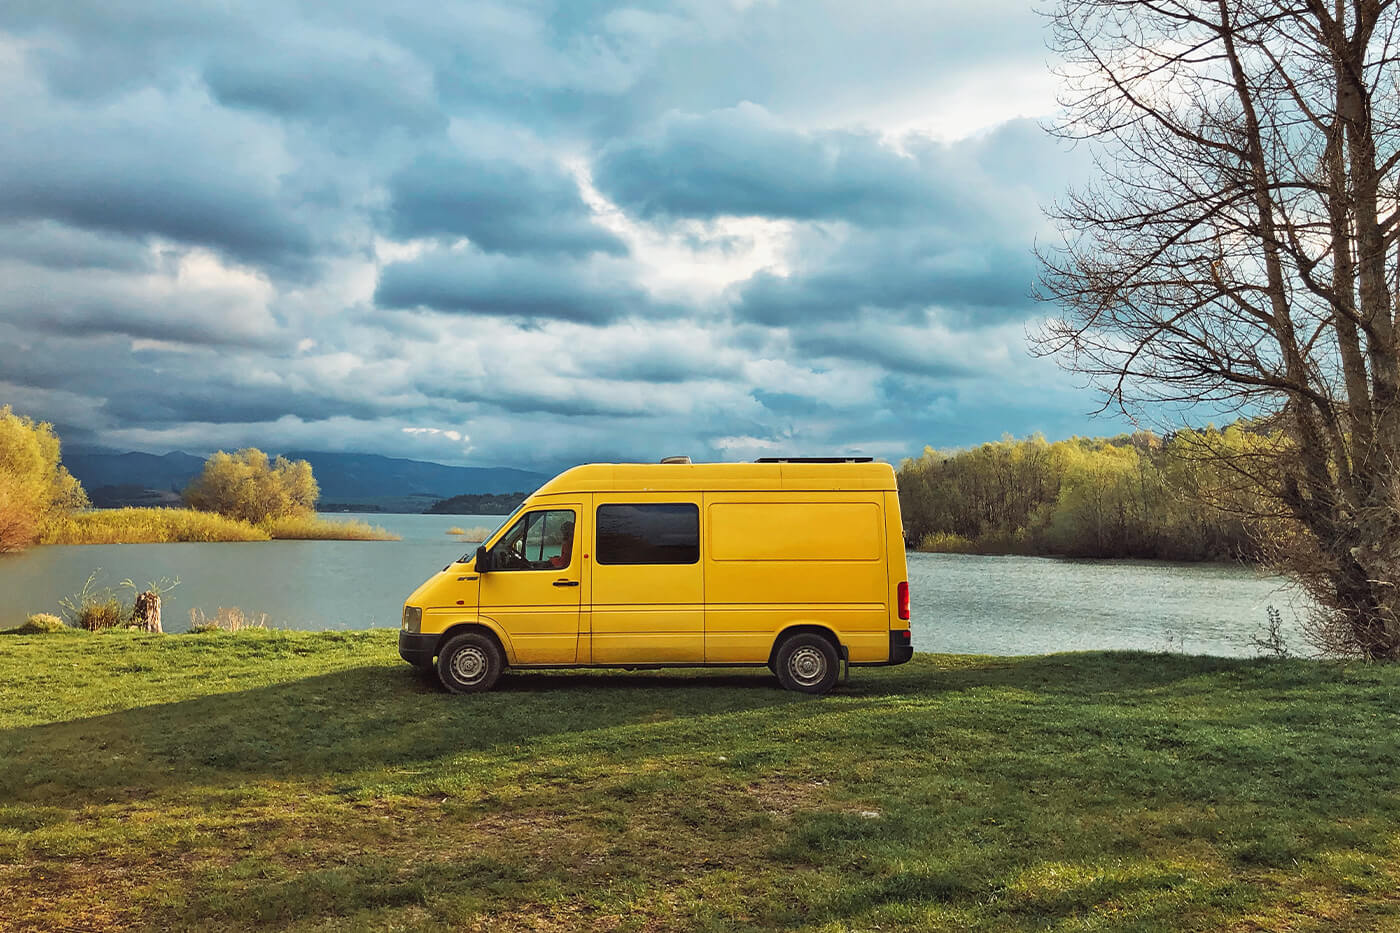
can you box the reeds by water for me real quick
[41,508,399,544]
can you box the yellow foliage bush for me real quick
[0,406,87,552]
[183,449,319,524]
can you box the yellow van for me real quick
[398,458,912,694]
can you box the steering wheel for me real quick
[495,541,526,570]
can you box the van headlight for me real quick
[402,606,422,633]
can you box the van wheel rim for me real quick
[788,646,826,685]
[451,647,488,684]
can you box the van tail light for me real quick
[897,581,910,621]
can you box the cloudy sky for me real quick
[0,0,1132,471]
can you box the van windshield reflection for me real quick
[457,503,525,563]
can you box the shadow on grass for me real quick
[0,651,1370,805]
[0,662,827,800]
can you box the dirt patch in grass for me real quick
[744,778,831,815]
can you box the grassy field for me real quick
[39,508,398,544]
[1,632,1398,931]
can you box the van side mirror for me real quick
[475,545,491,572]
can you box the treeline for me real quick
[427,492,527,515]
[898,427,1280,561]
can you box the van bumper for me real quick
[398,631,438,666]
[852,629,913,667]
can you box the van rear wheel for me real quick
[437,633,503,694]
[774,633,839,695]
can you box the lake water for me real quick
[0,512,1304,656]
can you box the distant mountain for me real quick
[280,451,547,501]
[62,449,549,511]
[64,451,206,494]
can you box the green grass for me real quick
[39,508,398,544]
[1,633,1398,931]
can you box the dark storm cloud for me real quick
[374,248,650,323]
[0,97,314,268]
[582,349,741,384]
[387,153,626,256]
[0,326,416,440]
[594,110,1074,328]
[205,49,445,135]
[593,104,978,226]
[413,374,673,418]
[1,294,276,350]
[792,330,978,379]
[732,236,1041,326]
[100,383,387,427]
[0,222,152,272]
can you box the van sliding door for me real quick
[589,494,704,664]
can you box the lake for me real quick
[0,512,1305,656]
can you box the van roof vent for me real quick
[659,455,692,464]
[754,457,874,463]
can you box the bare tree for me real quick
[1038,0,1400,658]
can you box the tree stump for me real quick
[133,591,162,633]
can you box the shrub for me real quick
[2,613,68,635]
[183,449,318,524]
[188,607,269,633]
[447,525,492,541]
[72,597,127,631]
[58,570,129,631]
[0,406,88,552]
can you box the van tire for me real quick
[774,633,839,695]
[437,633,503,694]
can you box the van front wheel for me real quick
[774,634,839,695]
[437,633,503,694]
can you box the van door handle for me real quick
[552,580,580,587]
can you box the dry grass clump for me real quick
[38,509,399,544]
[448,525,493,542]
[188,607,269,633]
[57,572,128,630]
[41,508,270,545]
[73,599,126,631]
[2,614,68,635]
[260,515,399,541]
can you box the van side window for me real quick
[489,509,576,571]
[596,504,699,565]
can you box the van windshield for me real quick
[457,502,525,563]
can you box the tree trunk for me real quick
[133,591,162,633]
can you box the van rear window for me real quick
[596,504,699,565]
